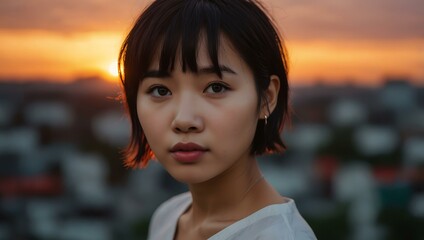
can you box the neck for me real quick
[188,157,264,222]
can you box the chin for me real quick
[169,169,214,185]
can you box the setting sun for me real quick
[0,0,422,86]
[107,61,119,78]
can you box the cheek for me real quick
[210,94,259,151]
[231,103,258,137]
[136,100,166,153]
[140,116,162,136]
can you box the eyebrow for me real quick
[199,65,236,75]
[142,65,237,79]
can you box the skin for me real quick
[137,35,285,239]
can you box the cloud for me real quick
[270,0,424,40]
[0,0,423,40]
[0,0,151,32]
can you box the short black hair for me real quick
[119,0,290,168]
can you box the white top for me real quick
[148,192,317,240]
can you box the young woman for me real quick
[119,0,316,239]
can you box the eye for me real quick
[204,82,230,94]
[147,85,171,97]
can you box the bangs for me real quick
[141,1,223,79]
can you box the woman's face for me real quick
[136,37,260,184]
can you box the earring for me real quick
[264,115,268,125]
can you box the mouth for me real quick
[170,142,208,152]
[170,142,208,163]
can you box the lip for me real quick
[170,142,208,163]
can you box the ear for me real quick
[260,75,280,119]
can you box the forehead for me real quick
[148,33,248,73]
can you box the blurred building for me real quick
[0,77,423,239]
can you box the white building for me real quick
[92,110,130,147]
[62,151,112,207]
[0,101,14,127]
[403,137,424,167]
[379,80,417,113]
[0,127,39,155]
[328,99,367,127]
[354,126,398,156]
[24,101,74,128]
[284,124,332,153]
[333,162,382,240]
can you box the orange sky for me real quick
[0,0,423,86]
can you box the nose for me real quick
[171,94,204,134]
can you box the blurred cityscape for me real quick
[0,77,423,240]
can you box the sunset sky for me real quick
[0,0,423,86]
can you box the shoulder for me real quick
[210,199,317,240]
[241,199,317,240]
[259,199,317,240]
[255,219,316,240]
[148,192,192,240]
[287,202,317,240]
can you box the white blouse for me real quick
[148,192,317,240]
